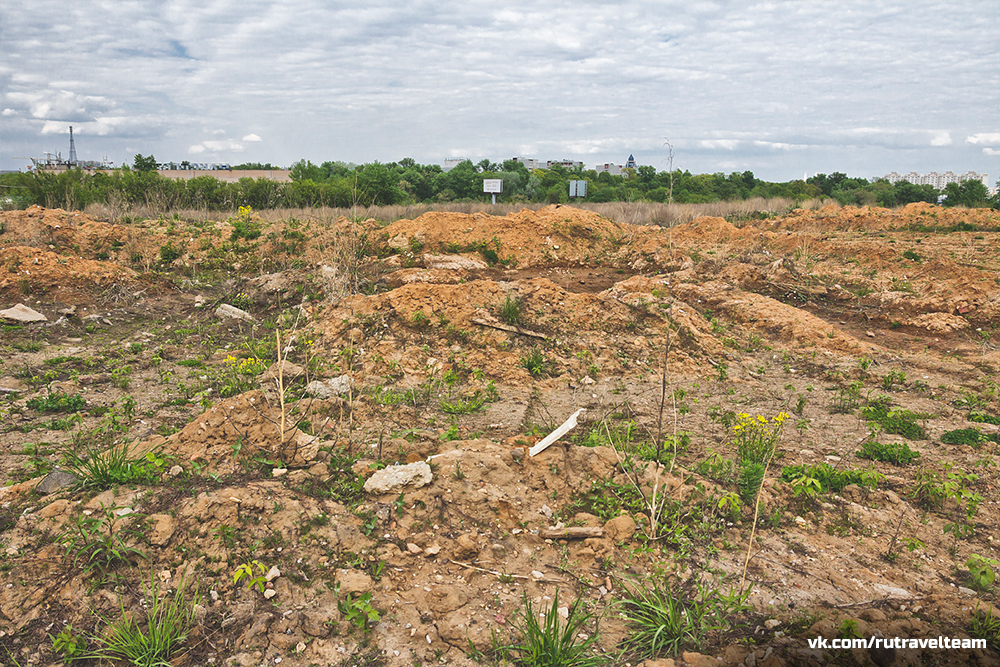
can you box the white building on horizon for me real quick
[881,170,988,188]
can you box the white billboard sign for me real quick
[483,179,503,193]
[569,180,587,198]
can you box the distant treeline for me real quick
[0,156,995,212]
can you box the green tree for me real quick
[132,154,158,172]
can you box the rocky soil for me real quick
[1,202,999,667]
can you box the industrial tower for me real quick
[69,126,78,165]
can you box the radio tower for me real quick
[69,126,78,165]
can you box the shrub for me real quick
[26,391,87,413]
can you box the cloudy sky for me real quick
[1,1,997,182]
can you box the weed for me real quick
[830,381,863,414]
[618,576,752,659]
[941,428,996,447]
[859,397,929,440]
[439,392,486,415]
[493,590,602,667]
[86,571,200,665]
[50,625,87,662]
[732,412,788,504]
[520,348,555,378]
[856,438,921,466]
[498,293,523,326]
[234,560,269,593]
[59,507,147,581]
[26,391,86,413]
[969,603,1000,650]
[966,554,998,591]
[338,591,381,633]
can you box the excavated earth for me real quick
[1,202,999,667]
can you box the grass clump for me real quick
[968,411,1000,426]
[521,348,555,378]
[492,590,603,667]
[86,571,200,666]
[498,293,524,326]
[618,576,753,659]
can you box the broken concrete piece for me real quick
[1,303,47,322]
[363,461,433,493]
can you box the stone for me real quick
[603,514,637,542]
[305,375,353,399]
[215,303,253,321]
[1,303,46,322]
[148,514,177,546]
[262,360,304,381]
[334,568,373,594]
[0,377,29,393]
[363,461,433,494]
[681,652,720,667]
[34,468,78,494]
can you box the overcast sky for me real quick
[1,1,998,183]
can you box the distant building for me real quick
[545,159,584,170]
[882,171,988,189]
[625,154,637,170]
[512,157,540,169]
[442,158,467,172]
[595,163,623,176]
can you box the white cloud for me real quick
[984,148,1000,157]
[967,133,1000,145]
[242,133,262,142]
[929,132,952,147]
[699,140,741,150]
[187,145,206,154]
[2,109,16,116]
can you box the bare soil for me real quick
[1,202,999,667]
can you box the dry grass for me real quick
[86,197,829,229]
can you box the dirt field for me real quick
[1,202,998,667]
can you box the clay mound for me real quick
[670,216,739,240]
[0,206,133,256]
[0,246,139,302]
[377,204,652,268]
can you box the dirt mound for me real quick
[378,204,657,269]
[0,245,140,303]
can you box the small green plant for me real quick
[59,507,147,580]
[732,412,788,504]
[941,428,995,447]
[967,554,998,591]
[410,310,429,328]
[498,293,523,326]
[902,249,923,262]
[493,589,602,667]
[830,381,864,414]
[520,348,554,378]
[338,591,381,632]
[234,560,269,593]
[881,369,906,391]
[26,391,87,413]
[838,618,863,640]
[780,463,882,493]
[856,438,921,466]
[859,398,929,440]
[50,625,86,662]
[439,392,486,415]
[969,603,1000,650]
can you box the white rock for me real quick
[264,589,277,599]
[215,303,253,321]
[0,303,46,322]
[305,374,353,399]
[363,461,433,494]
[265,566,281,582]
